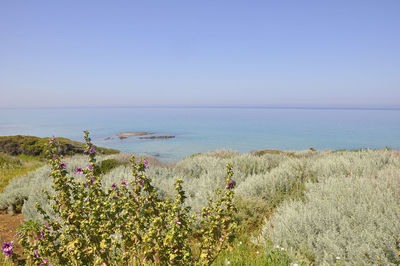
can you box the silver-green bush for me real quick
[257,151,400,265]
[0,155,113,219]
[2,148,399,265]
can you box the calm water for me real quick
[0,107,399,162]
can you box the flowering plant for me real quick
[1,241,14,258]
[4,131,237,265]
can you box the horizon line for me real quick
[1,104,400,111]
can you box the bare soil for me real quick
[0,211,24,254]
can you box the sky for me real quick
[0,0,399,108]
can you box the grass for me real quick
[211,227,296,266]
[0,153,45,192]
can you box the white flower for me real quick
[336,256,341,260]
[281,247,285,251]
[275,245,280,249]
[239,241,242,245]
[256,251,259,255]
[291,264,299,266]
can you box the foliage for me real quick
[0,135,118,157]
[0,241,16,266]
[258,157,400,264]
[235,158,311,203]
[7,132,237,265]
[0,153,44,192]
[1,140,399,265]
[94,158,122,175]
[0,154,122,217]
[211,228,303,266]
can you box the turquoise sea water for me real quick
[0,107,399,162]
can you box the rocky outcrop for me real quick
[139,136,175,139]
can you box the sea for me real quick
[1,107,399,163]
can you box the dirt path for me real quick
[0,211,24,254]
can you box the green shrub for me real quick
[5,132,237,265]
[95,158,120,175]
[0,135,119,157]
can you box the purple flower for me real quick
[40,258,52,266]
[144,158,148,169]
[89,147,95,154]
[1,241,13,257]
[205,211,210,216]
[75,168,83,174]
[111,183,116,189]
[121,178,128,186]
[40,230,44,239]
[58,162,67,169]
[227,180,236,189]
[52,136,58,143]
[34,249,39,259]
[86,164,93,171]
[174,220,182,225]
[44,221,50,229]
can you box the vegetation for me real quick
[257,152,400,264]
[0,135,119,157]
[0,152,44,192]
[0,133,399,265]
[3,133,238,265]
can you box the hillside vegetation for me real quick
[0,153,45,192]
[1,147,399,264]
[0,136,119,192]
[0,135,119,157]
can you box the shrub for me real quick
[5,132,237,265]
[257,162,400,264]
[0,154,121,219]
[235,158,311,202]
[0,135,119,157]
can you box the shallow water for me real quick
[1,107,399,162]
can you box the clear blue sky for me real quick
[0,0,399,107]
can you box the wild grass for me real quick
[0,153,44,192]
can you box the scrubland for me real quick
[1,146,399,265]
